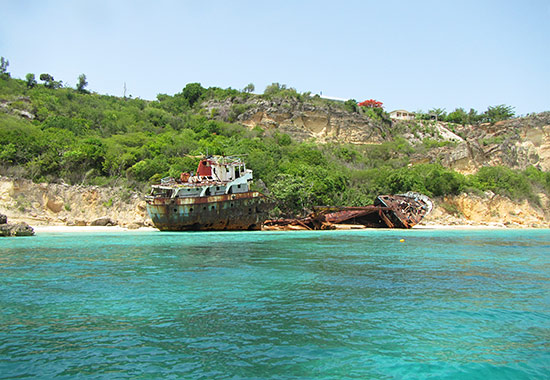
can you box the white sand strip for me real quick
[33,225,157,233]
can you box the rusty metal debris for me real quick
[263,192,433,230]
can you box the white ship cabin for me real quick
[150,156,254,199]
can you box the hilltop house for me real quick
[390,110,415,120]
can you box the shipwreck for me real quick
[263,192,433,230]
[146,154,432,231]
[146,156,270,231]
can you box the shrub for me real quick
[469,166,534,201]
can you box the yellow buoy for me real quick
[400,239,405,243]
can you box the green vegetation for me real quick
[0,57,9,79]
[243,83,255,93]
[439,202,462,216]
[416,104,515,125]
[0,65,548,217]
[103,198,113,208]
[76,74,88,93]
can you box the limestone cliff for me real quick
[0,177,151,228]
[204,96,550,174]
[422,191,550,228]
[418,113,550,174]
[203,97,389,144]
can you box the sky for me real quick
[1,0,549,115]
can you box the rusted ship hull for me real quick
[146,191,270,231]
[321,205,399,228]
[264,193,433,230]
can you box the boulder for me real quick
[125,221,143,230]
[65,219,87,226]
[45,196,64,213]
[0,213,7,224]
[0,222,35,236]
[90,216,116,226]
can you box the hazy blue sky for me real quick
[1,0,549,115]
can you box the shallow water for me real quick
[1,229,549,379]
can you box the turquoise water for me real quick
[1,229,549,379]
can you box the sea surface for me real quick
[1,229,549,379]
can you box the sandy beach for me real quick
[32,225,157,233]
[28,223,517,234]
[412,223,509,230]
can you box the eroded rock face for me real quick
[204,98,389,144]
[422,192,550,228]
[519,124,550,171]
[45,195,64,213]
[0,177,151,228]
[439,113,550,173]
[205,98,550,173]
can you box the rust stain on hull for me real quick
[146,191,270,231]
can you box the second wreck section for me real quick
[264,192,433,230]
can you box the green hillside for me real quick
[1,72,549,216]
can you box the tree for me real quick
[39,73,53,83]
[344,99,358,113]
[243,83,255,93]
[181,82,205,107]
[468,108,481,124]
[264,82,284,96]
[446,108,468,125]
[358,99,383,108]
[39,73,62,89]
[483,104,515,124]
[262,83,300,99]
[270,173,313,216]
[0,57,9,79]
[25,73,37,88]
[76,74,88,93]
[428,108,447,121]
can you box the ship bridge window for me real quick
[152,188,173,198]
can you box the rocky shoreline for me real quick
[1,176,549,230]
[0,176,151,229]
[0,212,34,236]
